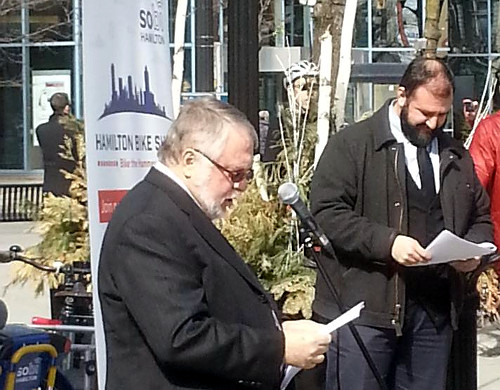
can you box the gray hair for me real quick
[158,97,257,165]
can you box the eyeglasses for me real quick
[297,82,318,91]
[192,148,254,183]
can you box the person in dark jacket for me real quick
[310,57,493,390]
[36,92,76,196]
[98,97,331,390]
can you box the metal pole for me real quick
[21,0,30,171]
[73,0,83,119]
[367,0,373,111]
[227,0,259,131]
[274,0,285,47]
[189,0,196,93]
[195,0,214,92]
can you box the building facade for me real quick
[0,0,498,176]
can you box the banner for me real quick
[82,1,173,387]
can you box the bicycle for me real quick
[0,245,96,390]
[0,297,74,390]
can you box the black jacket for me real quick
[310,100,492,333]
[98,168,284,390]
[36,114,76,196]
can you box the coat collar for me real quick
[49,113,64,122]
[371,99,465,166]
[372,99,397,151]
[144,167,267,294]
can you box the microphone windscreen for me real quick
[0,299,8,329]
[278,182,299,205]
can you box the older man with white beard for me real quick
[98,97,331,390]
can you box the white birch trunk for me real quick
[171,0,189,118]
[314,29,332,168]
[334,0,357,132]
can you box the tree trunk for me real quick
[315,30,332,168]
[424,0,442,58]
[312,0,346,133]
[333,0,357,132]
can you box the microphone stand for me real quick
[301,226,389,390]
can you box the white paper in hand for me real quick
[410,230,497,267]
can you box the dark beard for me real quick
[400,106,443,147]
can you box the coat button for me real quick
[394,201,401,207]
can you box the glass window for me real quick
[29,46,73,170]
[285,0,304,47]
[493,0,500,53]
[171,46,193,100]
[372,0,423,49]
[354,0,369,48]
[182,47,193,92]
[448,0,493,54]
[0,1,22,43]
[168,0,193,44]
[0,48,23,169]
[449,56,488,140]
[31,45,73,72]
[29,0,72,42]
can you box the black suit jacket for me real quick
[36,114,77,196]
[98,168,284,390]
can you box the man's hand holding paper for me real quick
[407,230,496,267]
[282,320,331,369]
[391,235,432,266]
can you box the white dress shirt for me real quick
[388,101,440,193]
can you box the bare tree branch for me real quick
[258,0,273,45]
[0,0,73,88]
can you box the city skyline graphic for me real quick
[99,64,170,120]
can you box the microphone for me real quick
[279,183,389,390]
[278,182,331,250]
[0,299,7,329]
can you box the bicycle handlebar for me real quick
[0,247,58,273]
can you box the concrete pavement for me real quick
[478,324,500,389]
[0,221,50,323]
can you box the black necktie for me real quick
[417,147,436,196]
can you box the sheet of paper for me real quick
[280,302,365,390]
[409,230,496,267]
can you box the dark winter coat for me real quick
[310,100,492,333]
[36,114,77,196]
[98,168,284,390]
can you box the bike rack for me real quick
[4,344,58,390]
[29,325,96,390]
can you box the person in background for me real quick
[36,92,76,196]
[262,60,319,163]
[310,57,492,390]
[283,60,319,113]
[98,97,331,390]
[462,98,479,129]
[469,92,500,274]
